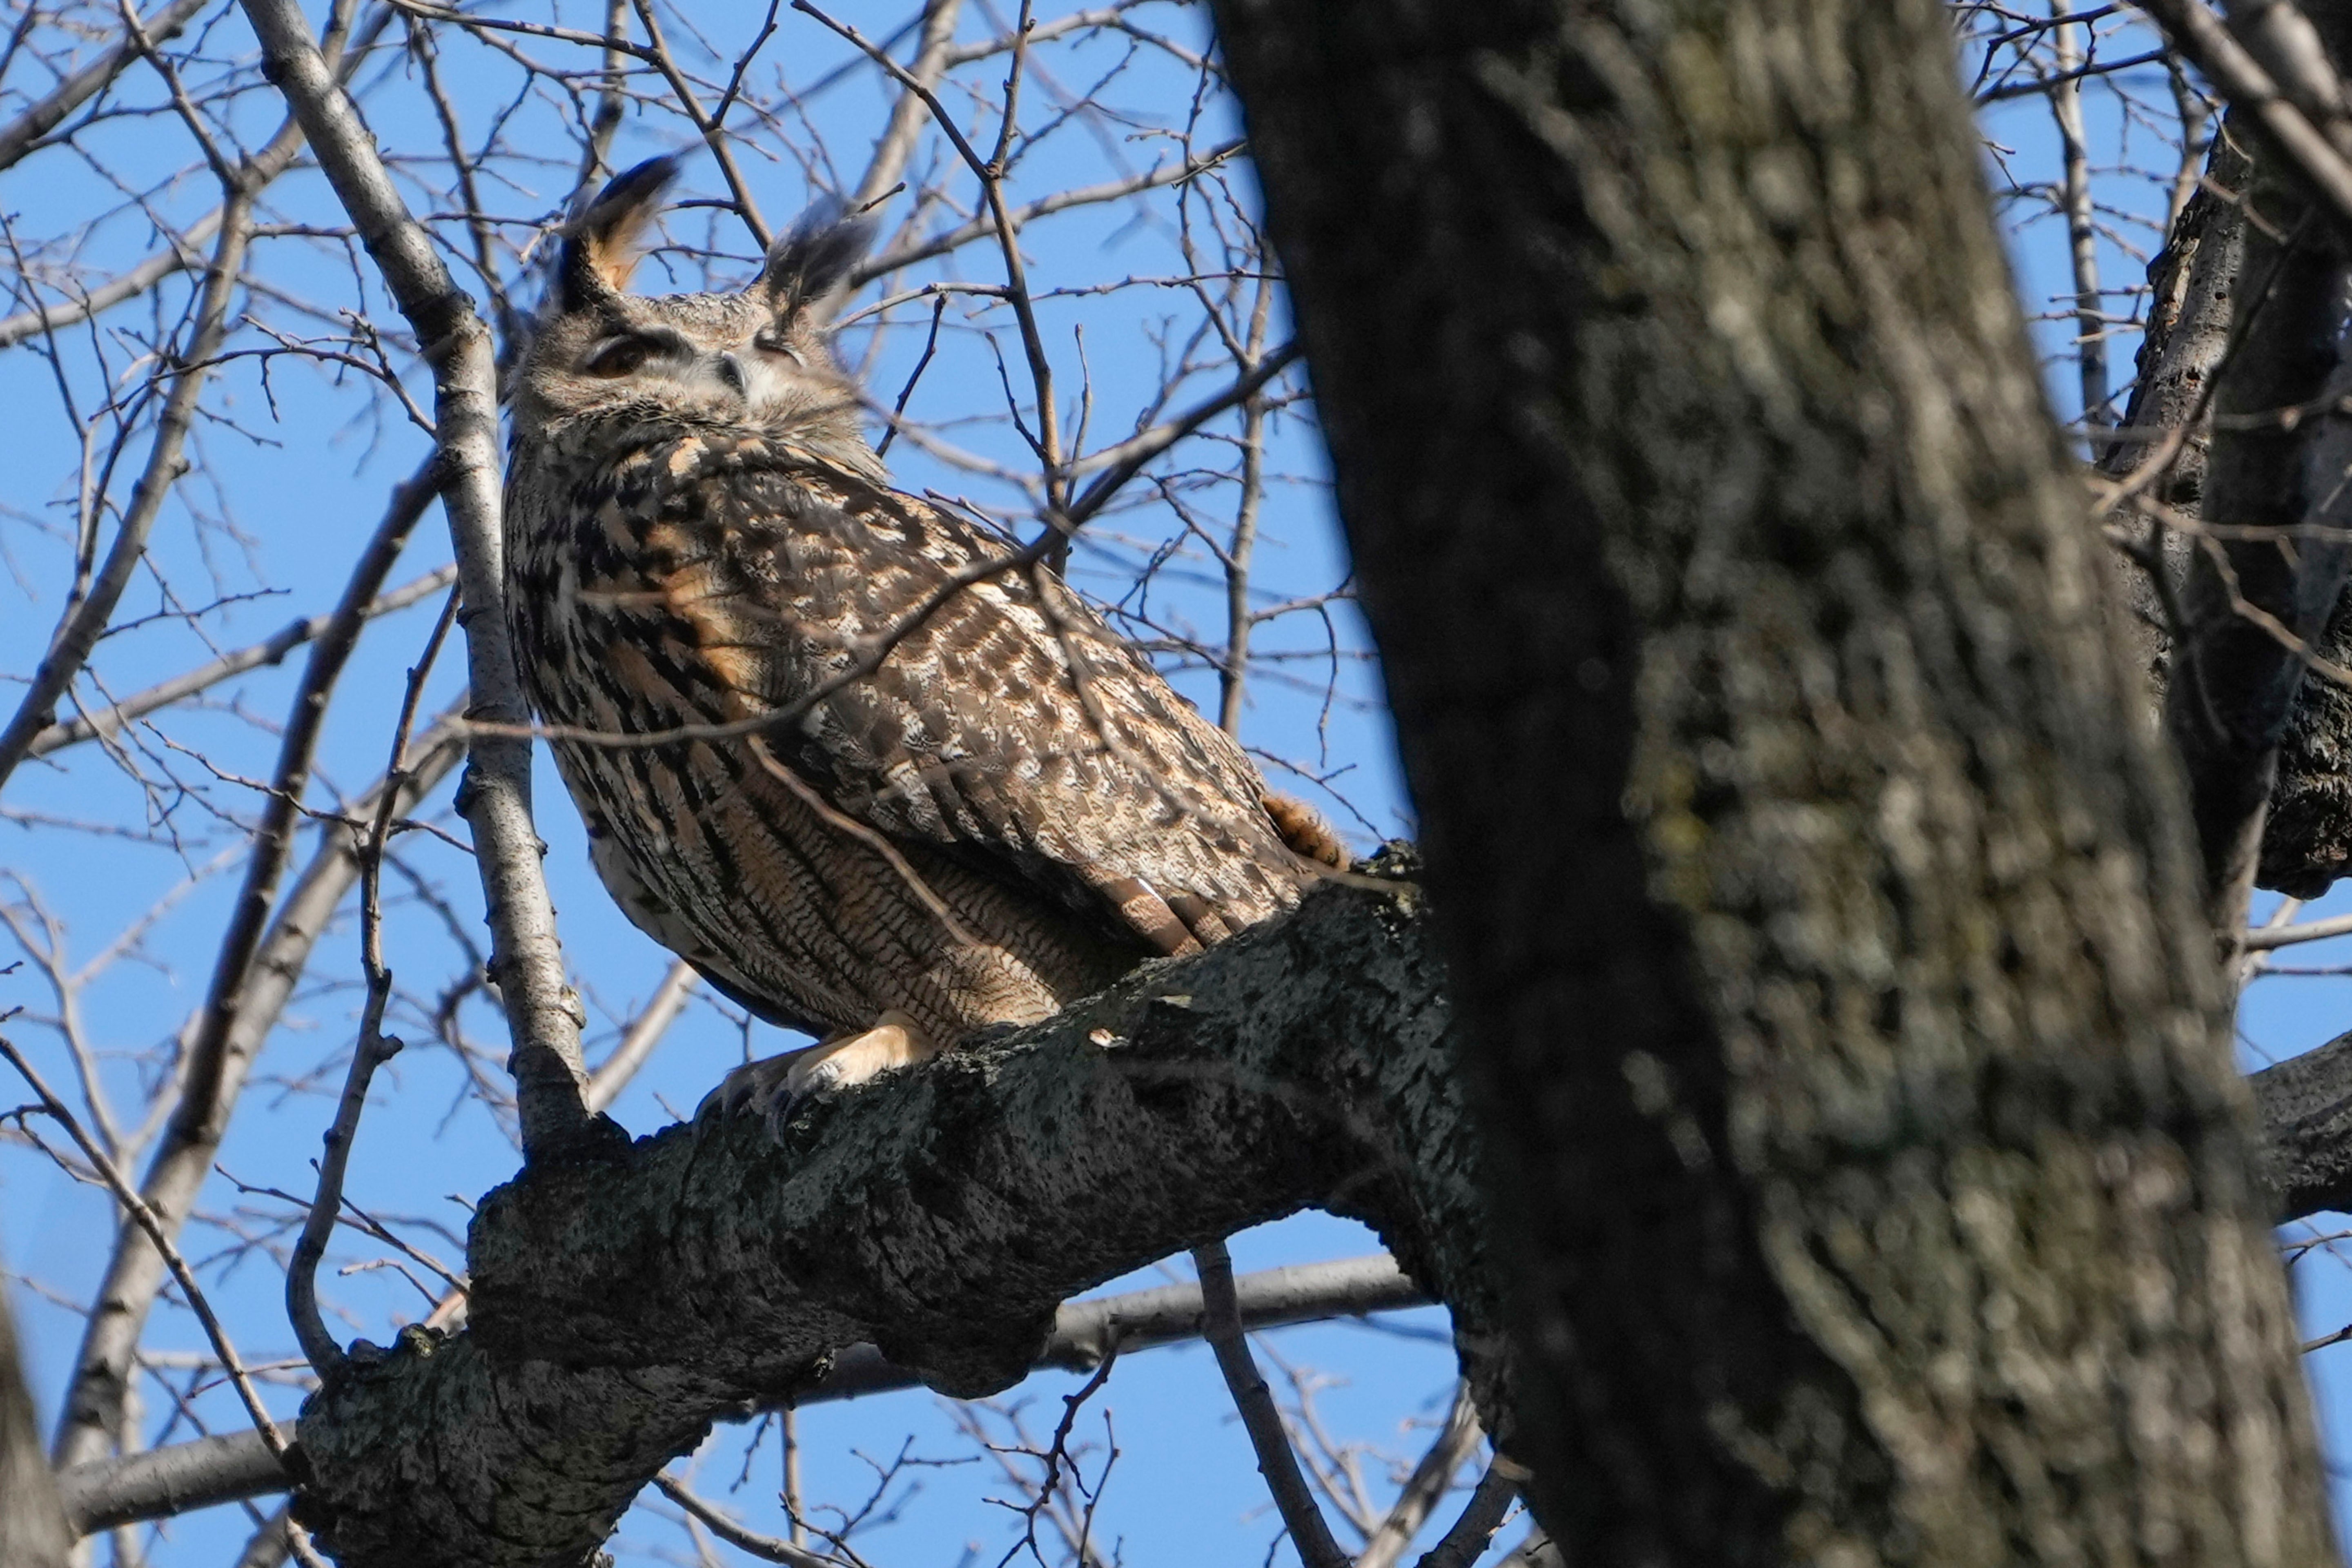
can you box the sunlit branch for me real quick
[56,1253,1431,1535]
[239,0,595,1157]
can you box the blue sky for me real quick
[7,6,2352,1565]
[0,4,1467,1564]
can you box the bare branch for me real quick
[1409,1461,1519,1568]
[1356,1384,1481,1568]
[28,568,459,759]
[51,710,465,1469]
[1192,1238,1349,1568]
[650,1476,842,1568]
[238,0,595,1156]
[49,458,438,1468]
[0,0,215,173]
[0,1038,292,1468]
[0,197,254,793]
[584,960,699,1115]
[2134,0,2352,224]
[57,1253,1432,1536]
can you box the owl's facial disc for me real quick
[570,318,837,425]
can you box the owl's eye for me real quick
[582,335,659,377]
[751,328,804,366]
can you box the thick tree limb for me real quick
[2253,1028,2352,1218]
[2098,120,2247,682]
[236,871,1492,1567]
[237,0,593,1156]
[44,828,2352,1551]
[2098,108,2352,900]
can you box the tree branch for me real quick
[246,866,1491,1568]
[27,568,457,760]
[2135,0,2352,226]
[1357,1384,1482,1568]
[0,193,253,794]
[1193,1238,1348,1568]
[56,1254,1428,1537]
[0,0,215,173]
[237,0,594,1157]
[49,461,440,1471]
[2161,93,2352,934]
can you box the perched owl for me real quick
[504,158,1341,1119]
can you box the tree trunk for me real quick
[1,1267,70,1568]
[1211,1,2336,1561]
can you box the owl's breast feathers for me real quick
[504,423,1321,1039]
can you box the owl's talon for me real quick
[696,1011,937,1138]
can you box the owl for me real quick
[504,158,1343,1120]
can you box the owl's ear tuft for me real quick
[757,200,876,323]
[559,156,682,311]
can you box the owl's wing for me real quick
[633,434,1312,956]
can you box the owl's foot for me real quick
[697,1010,937,1134]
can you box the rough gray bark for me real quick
[2162,28,2352,928]
[1211,0,2333,1562]
[2100,107,2352,901]
[269,866,1495,1567]
[2102,121,2250,682]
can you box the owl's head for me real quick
[512,156,876,465]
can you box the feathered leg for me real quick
[698,1009,936,1133]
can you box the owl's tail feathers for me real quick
[1264,792,1347,869]
[1084,869,1209,958]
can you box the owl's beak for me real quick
[716,352,749,400]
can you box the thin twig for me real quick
[650,1474,845,1568]
[0,1038,291,1466]
[287,586,457,1376]
[30,567,458,759]
[0,195,254,793]
[1191,1238,1348,1568]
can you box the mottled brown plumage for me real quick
[504,159,1332,1109]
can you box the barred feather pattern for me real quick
[503,415,1316,1045]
